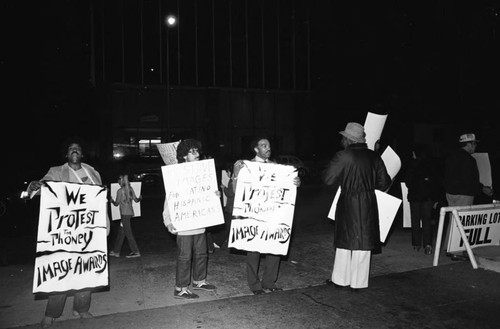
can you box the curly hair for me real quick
[60,136,87,159]
[176,139,202,163]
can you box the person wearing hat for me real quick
[443,133,493,260]
[322,122,392,291]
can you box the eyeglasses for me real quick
[188,148,199,154]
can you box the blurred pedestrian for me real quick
[210,163,236,250]
[109,174,142,258]
[405,143,442,255]
[322,122,392,291]
[162,139,219,299]
[232,137,301,295]
[443,133,493,260]
[26,137,109,328]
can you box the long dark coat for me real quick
[322,143,392,250]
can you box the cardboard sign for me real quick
[33,181,109,294]
[229,161,298,256]
[162,159,224,232]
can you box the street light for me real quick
[165,14,177,142]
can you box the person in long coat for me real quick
[322,122,391,291]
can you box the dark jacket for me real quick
[322,143,392,250]
[405,157,442,202]
[444,148,482,197]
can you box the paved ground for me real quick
[1,183,499,328]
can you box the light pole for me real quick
[165,14,177,142]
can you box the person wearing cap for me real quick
[443,133,493,259]
[322,122,392,291]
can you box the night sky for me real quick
[2,1,500,173]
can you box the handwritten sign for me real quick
[162,159,224,231]
[364,112,387,151]
[447,207,500,253]
[110,182,142,220]
[229,161,297,256]
[33,181,109,294]
[156,141,180,165]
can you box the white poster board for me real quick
[401,182,412,228]
[229,161,298,256]
[162,159,224,232]
[472,153,492,187]
[33,182,109,294]
[327,188,401,243]
[110,182,142,220]
[156,141,180,165]
[447,207,500,253]
[221,170,230,207]
[364,112,388,151]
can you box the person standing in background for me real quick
[109,173,142,258]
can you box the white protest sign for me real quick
[447,207,500,253]
[162,159,224,232]
[110,182,142,220]
[401,182,412,228]
[229,161,297,256]
[381,146,401,180]
[33,181,109,294]
[221,170,230,207]
[472,153,492,187]
[364,112,388,151]
[327,188,401,243]
[156,141,180,165]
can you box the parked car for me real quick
[275,155,309,177]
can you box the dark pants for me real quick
[45,291,91,318]
[176,233,208,288]
[211,211,232,247]
[113,215,140,254]
[410,200,434,247]
[246,251,281,292]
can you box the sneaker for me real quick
[192,282,217,291]
[174,289,199,299]
[126,252,141,258]
[109,251,120,258]
[40,316,54,329]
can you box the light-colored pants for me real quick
[443,194,474,250]
[331,248,371,289]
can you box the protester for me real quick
[109,174,142,258]
[26,137,109,328]
[405,143,442,255]
[162,139,219,299]
[443,133,493,260]
[322,122,391,291]
[232,137,301,295]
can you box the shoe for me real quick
[72,310,93,319]
[350,288,361,293]
[126,252,141,258]
[192,282,217,291]
[252,289,266,295]
[413,246,421,252]
[40,316,54,329]
[174,289,199,299]
[325,279,347,289]
[109,251,120,258]
[424,245,433,255]
[265,287,283,292]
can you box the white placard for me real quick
[328,188,401,243]
[33,182,109,293]
[364,112,388,151]
[381,146,401,180]
[229,161,298,256]
[401,182,411,228]
[162,159,224,232]
[472,153,492,187]
[110,182,142,220]
[156,141,180,165]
